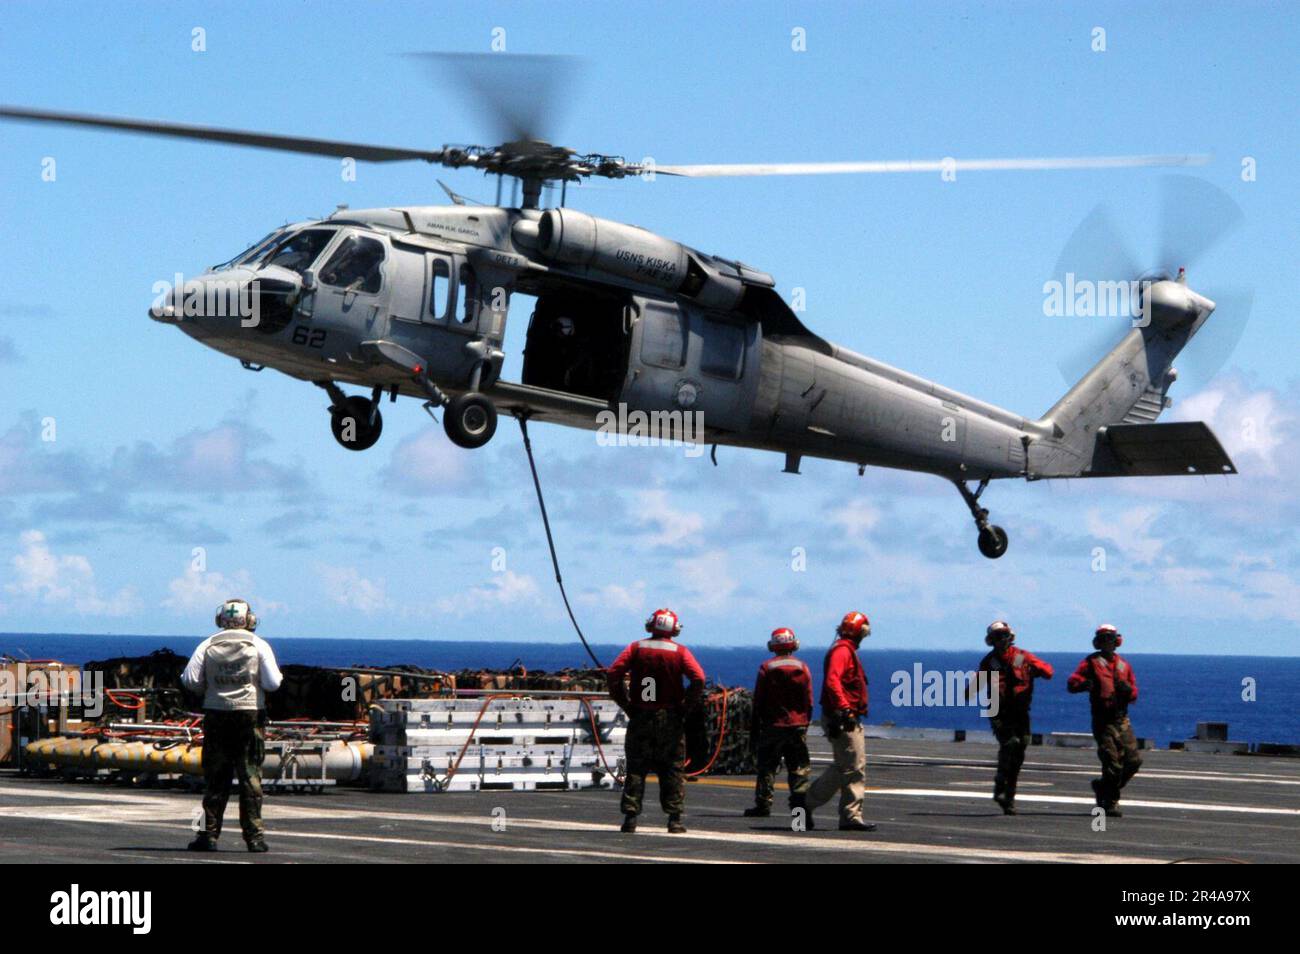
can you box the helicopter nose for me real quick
[148,282,183,323]
[148,275,263,329]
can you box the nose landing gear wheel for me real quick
[977,525,1009,559]
[330,395,383,451]
[444,392,498,449]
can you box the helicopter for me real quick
[0,58,1239,559]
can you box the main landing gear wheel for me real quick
[444,392,498,449]
[330,395,383,451]
[977,524,1009,559]
[953,477,1010,559]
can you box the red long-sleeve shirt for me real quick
[752,654,813,729]
[1067,652,1138,718]
[606,637,705,711]
[820,638,868,717]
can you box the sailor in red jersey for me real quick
[975,620,1054,815]
[1068,623,1142,817]
[805,611,875,832]
[606,607,705,834]
[743,627,813,820]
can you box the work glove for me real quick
[828,709,854,739]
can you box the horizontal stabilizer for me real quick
[1084,422,1236,477]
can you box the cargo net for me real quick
[689,685,755,776]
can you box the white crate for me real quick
[370,697,626,794]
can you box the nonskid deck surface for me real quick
[1,737,1296,864]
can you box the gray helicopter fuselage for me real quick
[155,204,1053,481]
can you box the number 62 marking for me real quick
[292,325,326,348]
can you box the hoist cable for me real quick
[516,414,605,670]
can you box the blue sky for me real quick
[1,2,1297,654]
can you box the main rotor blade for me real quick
[0,106,445,163]
[410,52,580,144]
[653,154,1209,177]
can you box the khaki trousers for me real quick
[806,716,866,824]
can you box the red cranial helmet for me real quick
[837,611,870,642]
[767,627,799,654]
[645,607,682,638]
[985,620,1015,646]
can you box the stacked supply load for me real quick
[370,697,627,793]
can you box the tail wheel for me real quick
[444,393,498,449]
[330,395,383,451]
[978,525,1009,559]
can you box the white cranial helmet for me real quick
[215,598,257,632]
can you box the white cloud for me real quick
[162,566,283,619]
[436,570,541,616]
[1085,505,1164,565]
[1175,377,1292,477]
[317,564,390,614]
[382,428,472,495]
[631,489,704,548]
[581,581,647,612]
[672,549,738,612]
[4,530,139,616]
[828,498,882,538]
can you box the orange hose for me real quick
[105,690,145,711]
[685,688,730,778]
[432,694,518,789]
[581,698,624,784]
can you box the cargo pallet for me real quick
[370,697,626,793]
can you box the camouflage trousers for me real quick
[990,712,1031,802]
[752,725,811,810]
[1092,715,1143,806]
[201,709,266,842]
[621,708,686,817]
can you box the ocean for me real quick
[4,633,1297,746]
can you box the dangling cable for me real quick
[516,414,605,670]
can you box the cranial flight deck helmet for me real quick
[645,607,681,638]
[1092,623,1122,650]
[768,627,799,654]
[216,598,258,632]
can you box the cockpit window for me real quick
[214,229,287,270]
[260,228,337,275]
[319,235,386,294]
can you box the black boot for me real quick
[743,805,771,818]
[666,814,687,834]
[839,819,878,832]
[620,814,637,833]
[187,833,218,852]
[246,837,269,853]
